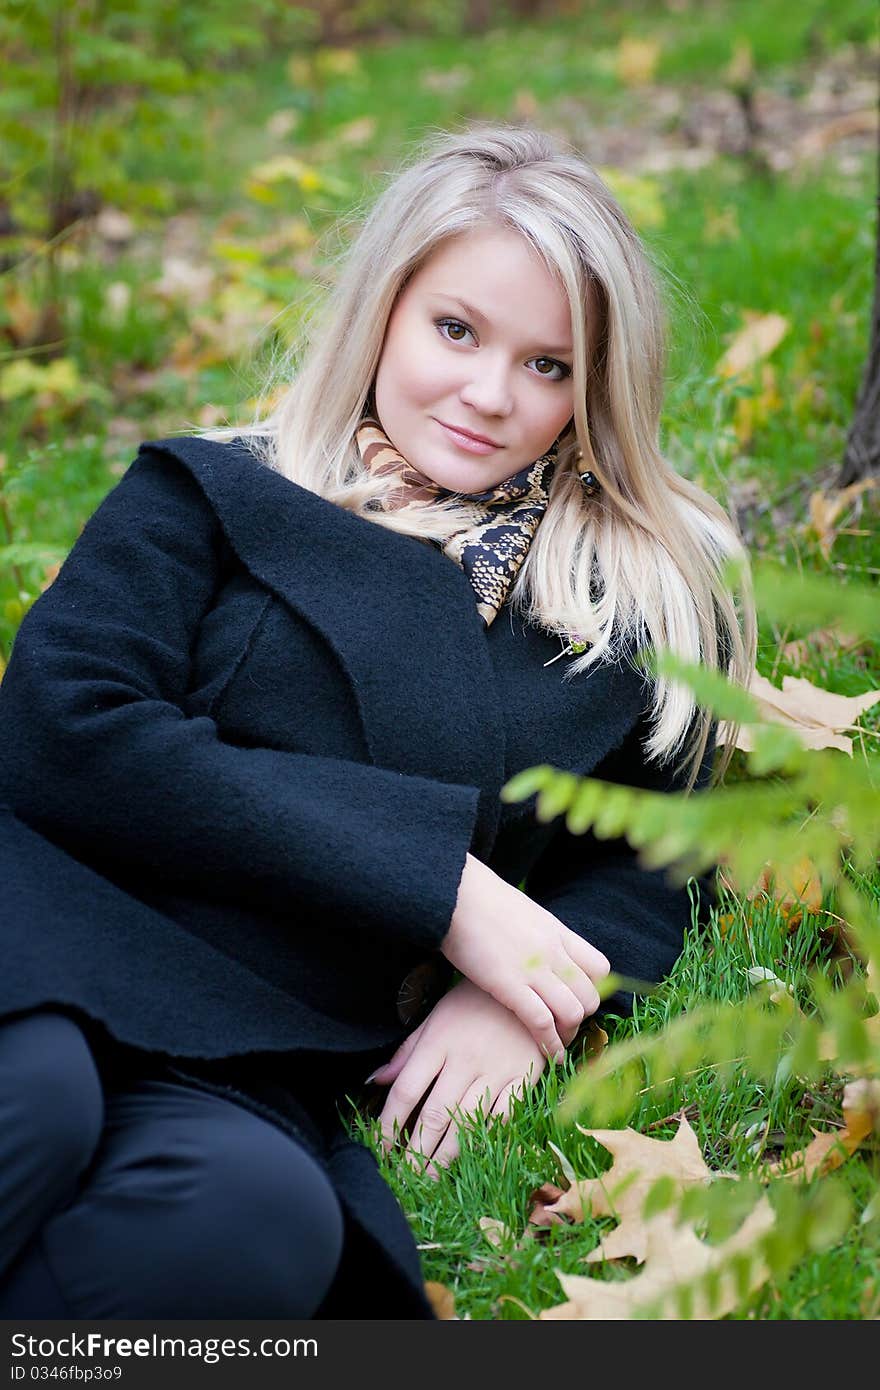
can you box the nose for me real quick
[458,352,513,417]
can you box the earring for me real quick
[574,446,600,498]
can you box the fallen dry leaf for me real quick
[860,1279,880,1319]
[762,1078,880,1180]
[513,89,539,120]
[717,669,880,755]
[781,625,866,671]
[747,854,824,930]
[716,311,789,379]
[719,863,865,975]
[733,363,783,446]
[795,107,879,160]
[423,1280,457,1319]
[527,1181,569,1229]
[616,36,661,86]
[466,1215,529,1273]
[2,282,41,346]
[539,1198,775,1320]
[808,477,877,559]
[575,1017,609,1059]
[335,115,376,147]
[419,65,471,94]
[479,1216,513,1250]
[527,1115,716,1264]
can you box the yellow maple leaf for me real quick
[717,669,880,756]
[716,312,789,379]
[539,1198,775,1319]
[531,1114,716,1264]
[762,1079,880,1180]
[747,854,824,929]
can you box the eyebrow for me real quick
[430,293,574,356]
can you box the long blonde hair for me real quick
[194,122,756,791]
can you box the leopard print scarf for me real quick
[354,415,558,628]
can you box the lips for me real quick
[436,420,501,447]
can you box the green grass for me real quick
[3,3,877,651]
[1,1,878,1318]
[344,902,879,1320]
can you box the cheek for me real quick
[378,321,442,402]
[396,334,452,405]
[552,396,576,436]
[523,389,574,445]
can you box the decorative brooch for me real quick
[544,631,590,667]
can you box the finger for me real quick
[486,981,566,1063]
[406,1072,477,1166]
[378,1049,446,1153]
[562,929,611,982]
[401,1146,440,1181]
[489,1078,526,1122]
[367,1019,428,1086]
[544,961,600,1028]
[427,1078,494,1173]
[423,1134,458,1179]
[402,1135,445,1182]
[531,968,596,1045]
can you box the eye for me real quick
[435,318,571,382]
[531,357,571,382]
[435,317,475,345]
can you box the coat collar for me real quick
[139,435,647,857]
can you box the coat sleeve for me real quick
[523,709,719,1013]
[0,448,481,953]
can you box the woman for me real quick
[0,123,755,1319]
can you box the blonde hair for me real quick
[194,122,756,791]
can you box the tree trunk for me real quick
[837,121,880,485]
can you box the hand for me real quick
[370,977,551,1180]
[440,853,610,1064]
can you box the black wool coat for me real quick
[0,434,717,1318]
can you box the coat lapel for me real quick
[140,436,649,857]
[141,435,508,855]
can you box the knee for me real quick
[0,1009,104,1178]
[214,1135,346,1316]
[38,1088,346,1319]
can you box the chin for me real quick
[427,463,487,493]
[430,443,498,480]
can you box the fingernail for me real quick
[364,1068,381,1084]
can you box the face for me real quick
[372,224,576,493]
